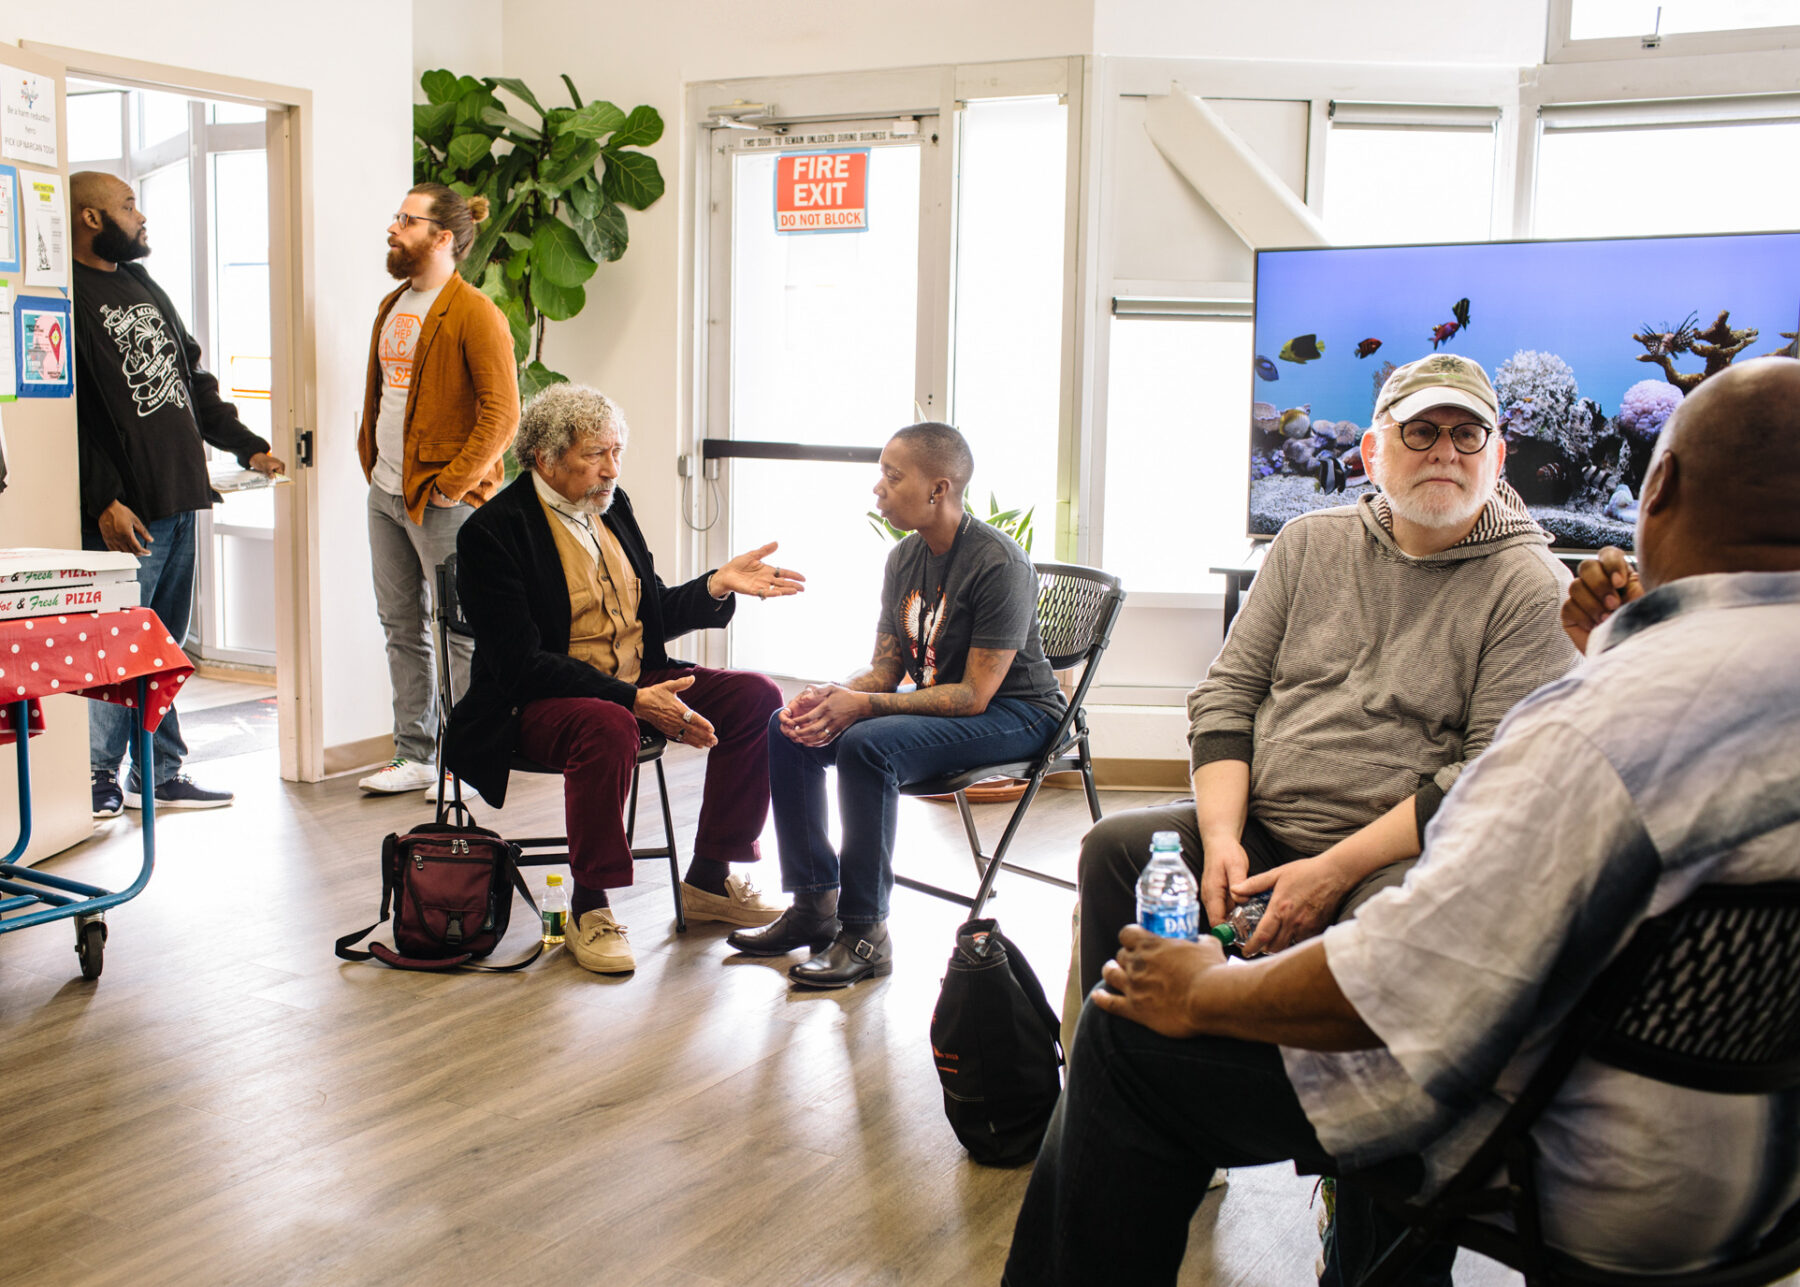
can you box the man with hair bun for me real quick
[357,183,520,796]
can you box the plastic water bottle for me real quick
[1209,892,1272,955]
[542,873,569,946]
[1137,831,1200,941]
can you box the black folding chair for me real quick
[894,562,1126,921]
[1357,881,1800,1287]
[431,554,687,931]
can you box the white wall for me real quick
[1093,0,1547,66]
[414,0,504,96]
[9,2,416,762]
[496,0,1097,561]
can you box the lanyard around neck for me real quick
[908,513,973,682]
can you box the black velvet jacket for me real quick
[442,473,732,805]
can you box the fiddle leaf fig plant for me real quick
[867,491,1036,553]
[413,69,665,401]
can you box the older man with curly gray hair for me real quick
[443,384,808,975]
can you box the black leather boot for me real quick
[788,924,892,988]
[726,906,841,956]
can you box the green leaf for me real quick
[413,102,456,148]
[480,105,541,141]
[455,85,499,128]
[496,292,532,365]
[520,360,569,402]
[539,138,601,194]
[601,149,665,210]
[545,107,575,134]
[567,175,601,220]
[609,104,663,149]
[531,218,598,288]
[501,231,532,252]
[530,274,585,321]
[446,131,494,170]
[458,185,530,283]
[484,76,545,118]
[564,100,626,139]
[421,68,458,105]
[560,73,584,109]
[505,252,528,281]
[570,203,627,263]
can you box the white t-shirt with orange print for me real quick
[369,281,445,495]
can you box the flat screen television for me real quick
[1248,230,1800,553]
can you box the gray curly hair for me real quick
[515,384,629,470]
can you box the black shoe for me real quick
[727,907,842,957]
[123,775,234,810]
[91,768,124,818]
[788,926,893,989]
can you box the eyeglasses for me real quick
[391,212,444,230]
[1396,420,1493,454]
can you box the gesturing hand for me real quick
[1230,854,1350,956]
[98,500,153,556]
[248,452,288,478]
[1561,546,1643,655]
[712,542,806,601]
[634,675,718,748]
[1093,925,1223,1039]
[778,683,867,746]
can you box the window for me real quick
[67,89,125,164]
[951,95,1069,547]
[1101,315,1254,594]
[1535,98,1800,238]
[1323,104,1499,246]
[1549,0,1800,58]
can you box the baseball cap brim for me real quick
[1387,386,1496,427]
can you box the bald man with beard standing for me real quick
[69,171,286,817]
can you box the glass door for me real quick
[705,120,939,681]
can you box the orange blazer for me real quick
[358,271,520,524]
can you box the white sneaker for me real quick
[358,759,438,794]
[423,774,479,804]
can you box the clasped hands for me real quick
[778,683,866,747]
[1202,839,1347,958]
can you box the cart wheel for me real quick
[75,919,108,981]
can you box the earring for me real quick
[928,497,936,504]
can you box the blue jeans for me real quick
[766,697,1060,926]
[82,510,196,790]
[1003,998,1456,1287]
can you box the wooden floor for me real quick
[1,746,1525,1286]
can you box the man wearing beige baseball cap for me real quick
[1074,351,1581,996]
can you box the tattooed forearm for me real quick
[867,683,982,718]
[842,633,907,693]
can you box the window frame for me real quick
[1546,0,1800,64]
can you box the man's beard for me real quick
[574,483,615,516]
[1377,441,1495,531]
[386,239,429,282]
[93,211,149,263]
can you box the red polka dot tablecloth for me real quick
[0,608,193,746]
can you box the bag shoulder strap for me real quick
[336,837,543,973]
[991,927,1065,1064]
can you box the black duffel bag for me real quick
[930,918,1065,1166]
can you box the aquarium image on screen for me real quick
[1248,231,1800,551]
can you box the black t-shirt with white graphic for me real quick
[73,261,219,520]
[879,518,1064,714]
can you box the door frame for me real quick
[25,43,323,780]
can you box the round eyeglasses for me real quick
[1397,420,1492,454]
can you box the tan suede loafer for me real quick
[680,874,783,928]
[566,908,635,974]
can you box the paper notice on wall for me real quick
[22,173,65,288]
[775,150,869,234]
[0,65,58,168]
[0,165,20,275]
[0,280,14,399]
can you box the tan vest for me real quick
[540,497,645,683]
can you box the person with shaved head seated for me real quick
[69,171,286,816]
[1004,357,1800,1286]
[730,422,1067,988]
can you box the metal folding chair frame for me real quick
[894,562,1126,921]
